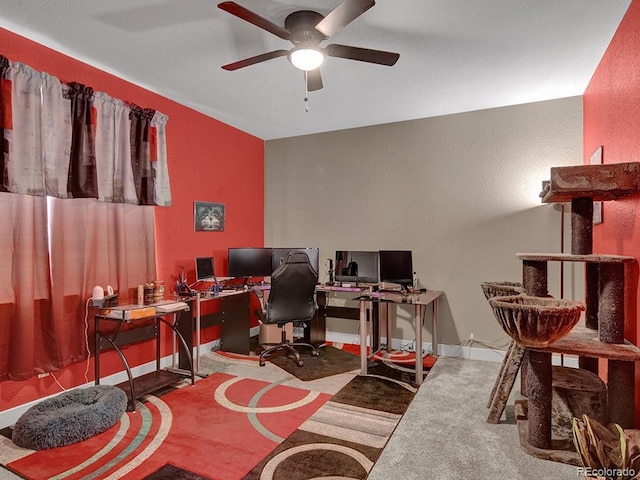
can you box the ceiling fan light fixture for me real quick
[289,48,324,71]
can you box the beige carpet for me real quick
[367,356,577,479]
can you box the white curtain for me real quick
[48,198,157,366]
[42,71,72,198]
[93,92,138,203]
[3,62,48,196]
[0,192,60,380]
[0,54,165,379]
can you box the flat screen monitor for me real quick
[272,247,319,274]
[378,250,413,288]
[335,250,379,284]
[195,256,215,281]
[228,247,273,278]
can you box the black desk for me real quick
[175,290,251,374]
[94,305,194,412]
[308,286,380,350]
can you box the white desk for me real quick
[358,290,443,386]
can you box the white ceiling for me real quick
[0,0,631,140]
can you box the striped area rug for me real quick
[242,374,418,479]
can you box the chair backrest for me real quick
[264,252,318,325]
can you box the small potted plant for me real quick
[572,414,640,479]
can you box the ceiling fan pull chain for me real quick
[304,71,310,112]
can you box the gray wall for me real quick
[264,97,583,352]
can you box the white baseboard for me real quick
[325,331,507,362]
[324,331,579,367]
[0,332,578,430]
[0,339,222,430]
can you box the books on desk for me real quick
[101,304,156,320]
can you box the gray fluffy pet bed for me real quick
[12,385,127,450]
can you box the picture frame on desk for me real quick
[194,201,225,231]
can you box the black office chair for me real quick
[255,252,320,367]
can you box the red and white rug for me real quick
[5,373,331,480]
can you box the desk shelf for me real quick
[115,370,186,400]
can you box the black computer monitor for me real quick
[378,250,413,289]
[195,256,215,281]
[228,247,273,278]
[335,250,379,284]
[272,247,319,274]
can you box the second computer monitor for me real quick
[195,256,215,281]
[378,250,413,288]
[272,247,319,274]
[228,247,273,278]
[335,251,379,284]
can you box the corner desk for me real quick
[357,290,443,386]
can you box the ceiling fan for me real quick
[217,0,400,92]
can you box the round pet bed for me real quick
[12,385,127,450]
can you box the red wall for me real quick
[583,0,640,423]
[0,27,264,412]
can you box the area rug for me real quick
[268,343,437,384]
[268,345,361,381]
[330,342,437,385]
[3,372,331,480]
[242,374,418,479]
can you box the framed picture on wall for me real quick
[194,202,225,232]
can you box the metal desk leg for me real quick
[360,299,368,375]
[415,304,424,386]
[432,298,439,356]
[381,303,390,352]
[159,316,196,386]
[195,293,201,374]
[94,317,100,385]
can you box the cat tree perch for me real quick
[507,162,640,463]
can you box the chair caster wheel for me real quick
[312,350,320,356]
[297,361,304,367]
[259,360,266,367]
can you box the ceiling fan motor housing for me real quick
[284,10,327,46]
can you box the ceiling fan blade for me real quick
[218,2,291,40]
[315,0,375,38]
[324,43,399,66]
[221,49,289,70]
[306,69,323,91]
